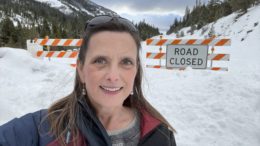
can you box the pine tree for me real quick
[40,19,51,37]
[136,20,160,40]
[51,22,61,38]
[1,17,15,45]
[228,0,253,13]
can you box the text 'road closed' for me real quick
[166,45,208,69]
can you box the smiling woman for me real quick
[0,15,176,146]
[78,31,138,110]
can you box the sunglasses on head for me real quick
[84,15,138,32]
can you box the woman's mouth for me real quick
[100,86,123,94]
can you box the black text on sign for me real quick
[166,45,208,69]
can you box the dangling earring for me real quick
[130,91,134,96]
[82,83,86,95]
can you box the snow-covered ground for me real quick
[1,5,260,146]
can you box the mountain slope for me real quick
[34,0,116,16]
[0,0,116,48]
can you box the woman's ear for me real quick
[77,60,84,82]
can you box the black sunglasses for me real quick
[85,15,138,32]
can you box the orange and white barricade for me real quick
[33,38,82,47]
[27,37,83,67]
[145,36,231,71]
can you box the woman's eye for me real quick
[121,59,134,65]
[94,58,106,64]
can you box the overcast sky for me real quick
[91,0,210,33]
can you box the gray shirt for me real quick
[107,112,140,146]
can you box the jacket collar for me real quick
[139,109,161,138]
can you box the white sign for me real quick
[166,45,208,69]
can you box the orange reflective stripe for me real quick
[146,52,151,58]
[46,51,55,57]
[70,64,77,67]
[69,51,78,58]
[64,39,73,46]
[146,39,153,45]
[155,53,164,59]
[211,67,221,70]
[36,51,43,57]
[213,54,225,60]
[156,39,167,46]
[52,39,61,46]
[40,38,48,46]
[201,38,213,45]
[57,51,66,58]
[186,39,196,45]
[154,65,161,68]
[76,39,83,46]
[215,39,229,46]
[171,39,181,45]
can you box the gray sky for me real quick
[91,0,210,32]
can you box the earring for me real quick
[82,83,86,95]
[130,91,134,96]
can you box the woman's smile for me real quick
[100,86,123,95]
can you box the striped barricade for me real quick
[146,38,231,46]
[34,38,83,46]
[35,51,78,58]
[145,37,231,71]
[27,37,83,67]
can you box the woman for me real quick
[0,15,176,146]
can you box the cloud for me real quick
[92,0,210,14]
[120,13,182,33]
[91,0,210,32]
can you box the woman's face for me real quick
[78,31,138,109]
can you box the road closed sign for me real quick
[166,45,208,69]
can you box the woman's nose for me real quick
[105,65,120,82]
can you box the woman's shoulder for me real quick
[0,109,48,129]
[0,109,54,146]
[1,109,44,125]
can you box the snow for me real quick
[1,5,260,146]
[33,0,95,16]
[34,0,74,14]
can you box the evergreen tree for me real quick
[228,0,253,13]
[40,19,51,37]
[1,17,15,45]
[51,22,61,38]
[166,0,236,35]
[136,20,160,40]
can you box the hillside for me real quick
[0,0,160,49]
[33,0,116,16]
[0,0,116,48]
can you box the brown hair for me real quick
[47,17,175,145]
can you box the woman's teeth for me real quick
[101,86,121,92]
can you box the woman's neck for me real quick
[96,106,135,131]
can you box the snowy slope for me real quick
[34,0,116,16]
[0,5,260,146]
[35,0,75,14]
